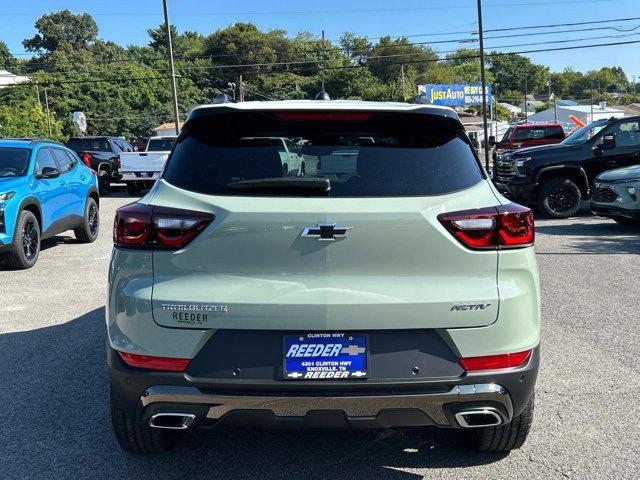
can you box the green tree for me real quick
[488,53,549,95]
[368,36,437,82]
[0,94,63,139]
[0,41,18,71]
[23,10,98,54]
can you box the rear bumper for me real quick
[108,344,539,430]
[120,172,161,182]
[590,202,640,220]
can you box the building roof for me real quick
[0,70,30,87]
[560,105,623,114]
[616,103,640,116]
[153,121,185,131]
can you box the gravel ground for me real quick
[0,194,638,479]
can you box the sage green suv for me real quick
[590,164,640,225]
[107,100,540,454]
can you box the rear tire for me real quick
[110,384,180,454]
[126,182,142,196]
[74,197,99,243]
[6,210,40,270]
[537,178,582,218]
[613,217,640,225]
[98,170,111,196]
[466,393,535,452]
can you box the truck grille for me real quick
[592,185,618,203]
[494,159,515,179]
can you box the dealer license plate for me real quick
[283,333,368,380]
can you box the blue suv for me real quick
[0,139,100,269]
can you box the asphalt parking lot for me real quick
[1,193,638,480]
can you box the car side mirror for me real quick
[38,166,60,179]
[602,133,616,150]
[489,135,496,146]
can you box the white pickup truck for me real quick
[119,136,177,195]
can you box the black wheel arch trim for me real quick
[535,165,590,195]
[16,196,42,231]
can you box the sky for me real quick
[1,0,640,79]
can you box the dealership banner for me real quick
[418,84,492,106]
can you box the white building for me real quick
[498,102,522,116]
[0,70,30,88]
[526,104,626,132]
[153,121,184,136]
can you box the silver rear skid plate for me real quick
[141,383,512,427]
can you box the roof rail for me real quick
[29,139,65,146]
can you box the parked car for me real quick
[66,136,126,195]
[494,116,640,218]
[239,137,306,175]
[130,137,149,152]
[590,164,640,224]
[492,123,566,160]
[119,136,177,196]
[108,100,539,454]
[0,139,100,269]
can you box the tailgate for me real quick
[150,180,499,331]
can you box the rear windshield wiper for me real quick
[227,177,331,193]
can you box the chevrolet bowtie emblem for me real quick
[300,223,352,241]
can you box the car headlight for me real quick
[0,191,15,201]
[514,157,532,176]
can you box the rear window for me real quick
[163,111,484,197]
[67,138,111,152]
[514,126,564,141]
[0,147,31,177]
[147,138,176,152]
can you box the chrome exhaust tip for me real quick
[455,408,503,428]
[149,413,196,430]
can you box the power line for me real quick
[483,15,640,33]
[4,39,640,89]
[9,21,640,76]
[6,32,640,81]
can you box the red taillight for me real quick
[113,203,214,250]
[275,111,373,122]
[82,152,91,168]
[438,204,534,250]
[116,154,121,170]
[118,351,190,372]
[458,349,532,371]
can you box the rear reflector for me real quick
[113,203,214,250]
[118,351,191,372]
[438,203,534,250]
[275,112,373,122]
[458,349,532,371]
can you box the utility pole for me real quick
[633,75,636,102]
[476,0,490,173]
[548,79,557,123]
[239,75,245,102]
[321,30,326,95]
[590,79,594,121]
[162,0,180,135]
[43,87,52,137]
[524,77,528,119]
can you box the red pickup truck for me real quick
[493,123,566,159]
